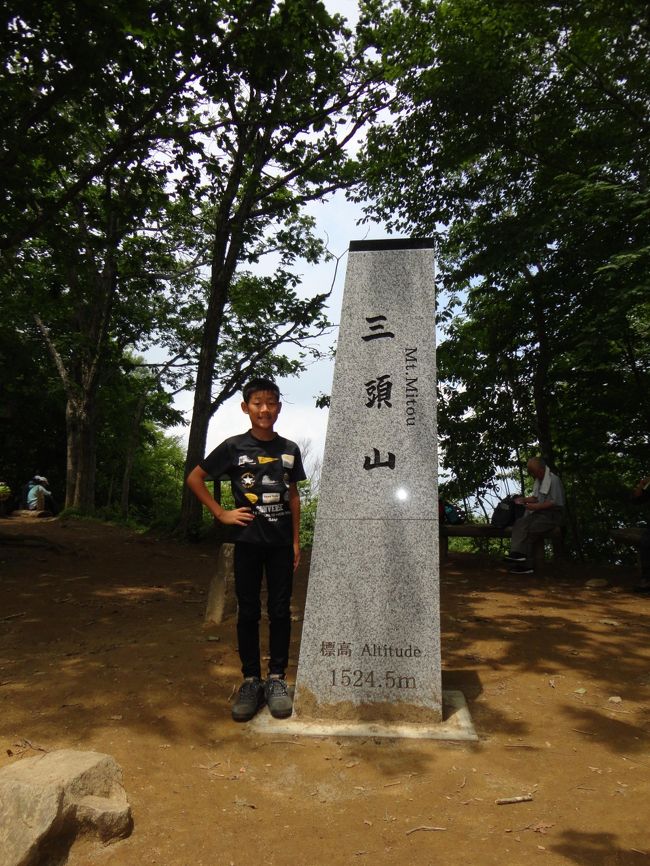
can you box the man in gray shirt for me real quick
[505,457,565,574]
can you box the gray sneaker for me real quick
[264,676,293,719]
[232,677,265,722]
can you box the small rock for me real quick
[585,578,608,588]
[574,688,587,695]
[608,696,623,704]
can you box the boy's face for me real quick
[242,389,281,433]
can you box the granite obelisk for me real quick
[293,238,440,724]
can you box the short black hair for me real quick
[242,377,280,404]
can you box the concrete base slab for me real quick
[247,689,478,741]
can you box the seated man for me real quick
[505,457,565,574]
[630,475,650,594]
[27,476,57,514]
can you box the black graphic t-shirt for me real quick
[200,431,306,546]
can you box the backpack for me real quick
[491,495,525,528]
[440,500,466,525]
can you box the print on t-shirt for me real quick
[200,431,306,546]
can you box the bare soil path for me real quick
[1,517,648,865]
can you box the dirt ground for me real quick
[1,516,649,866]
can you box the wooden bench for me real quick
[610,527,646,548]
[440,523,564,570]
[610,528,648,581]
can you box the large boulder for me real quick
[0,749,133,866]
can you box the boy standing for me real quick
[186,378,305,721]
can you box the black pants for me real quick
[234,543,293,679]
[510,510,563,567]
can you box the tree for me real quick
[95,358,185,519]
[0,0,267,254]
[357,0,650,553]
[12,161,196,511]
[3,2,385,522]
[176,0,386,533]
[2,0,285,511]
[0,319,67,502]
[0,312,184,521]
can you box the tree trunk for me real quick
[177,181,253,535]
[65,398,97,511]
[178,266,232,536]
[179,377,214,534]
[623,320,650,429]
[120,391,147,518]
[527,269,555,468]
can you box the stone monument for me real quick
[293,238,441,726]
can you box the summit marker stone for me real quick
[293,238,441,725]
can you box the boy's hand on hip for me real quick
[219,507,254,526]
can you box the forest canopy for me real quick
[2,0,648,557]
[357,0,650,555]
[1,0,385,530]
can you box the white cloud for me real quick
[324,0,360,26]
